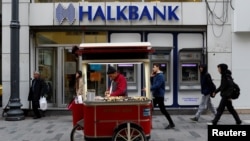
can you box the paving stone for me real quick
[0,109,250,141]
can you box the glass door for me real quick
[37,47,78,108]
[38,48,56,105]
[63,48,77,104]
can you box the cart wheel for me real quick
[112,122,147,141]
[70,124,84,141]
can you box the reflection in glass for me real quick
[35,31,82,45]
[64,49,77,104]
[87,64,107,97]
[181,63,198,82]
[34,0,201,2]
[160,63,168,83]
[38,49,55,103]
[145,0,201,2]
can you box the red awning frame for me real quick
[75,42,154,55]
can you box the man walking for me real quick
[150,63,175,129]
[28,71,45,119]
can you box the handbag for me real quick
[39,96,47,111]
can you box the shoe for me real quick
[211,120,217,125]
[207,122,213,125]
[190,117,198,122]
[165,124,175,129]
[236,120,242,125]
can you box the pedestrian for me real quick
[210,63,242,125]
[28,71,46,119]
[150,63,175,129]
[75,70,84,97]
[105,65,127,97]
[190,64,217,122]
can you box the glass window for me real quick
[87,64,107,97]
[85,0,141,2]
[83,32,107,43]
[35,31,107,45]
[34,0,82,3]
[145,0,201,2]
[35,31,83,45]
[38,48,56,103]
[64,49,77,104]
[160,63,168,83]
[34,0,201,2]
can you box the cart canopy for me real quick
[75,42,153,60]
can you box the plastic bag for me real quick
[77,95,83,103]
[39,96,47,111]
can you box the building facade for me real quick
[2,0,250,110]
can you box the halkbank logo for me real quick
[56,3,76,24]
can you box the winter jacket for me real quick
[150,72,165,98]
[109,73,127,96]
[200,64,214,95]
[215,69,234,98]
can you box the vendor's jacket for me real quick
[109,73,127,96]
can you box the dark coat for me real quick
[215,70,234,98]
[200,64,214,95]
[28,78,45,102]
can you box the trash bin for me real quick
[71,100,84,127]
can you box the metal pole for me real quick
[5,0,25,121]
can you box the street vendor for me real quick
[105,65,127,97]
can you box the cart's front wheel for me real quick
[70,124,84,141]
[112,123,147,141]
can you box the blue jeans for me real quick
[195,94,217,119]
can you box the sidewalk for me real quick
[0,111,250,141]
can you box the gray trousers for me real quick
[195,94,217,119]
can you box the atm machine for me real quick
[116,63,137,90]
[150,47,172,105]
[178,48,202,90]
[178,48,203,106]
[150,47,172,91]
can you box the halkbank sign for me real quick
[79,5,179,21]
[56,3,180,24]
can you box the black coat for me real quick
[215,70,234,98]
[200,73,214,95]
[28,78,45,101]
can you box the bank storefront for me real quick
[3,1,214,109]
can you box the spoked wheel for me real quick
[70,120,84,141]
[112,123,147,141]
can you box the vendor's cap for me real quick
[107,66,116,74]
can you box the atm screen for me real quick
[160,63,168,83]
[181,63,199,82]
[160,63,167,74]
[117,64,135,82]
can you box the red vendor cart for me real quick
[70,42,154,141]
